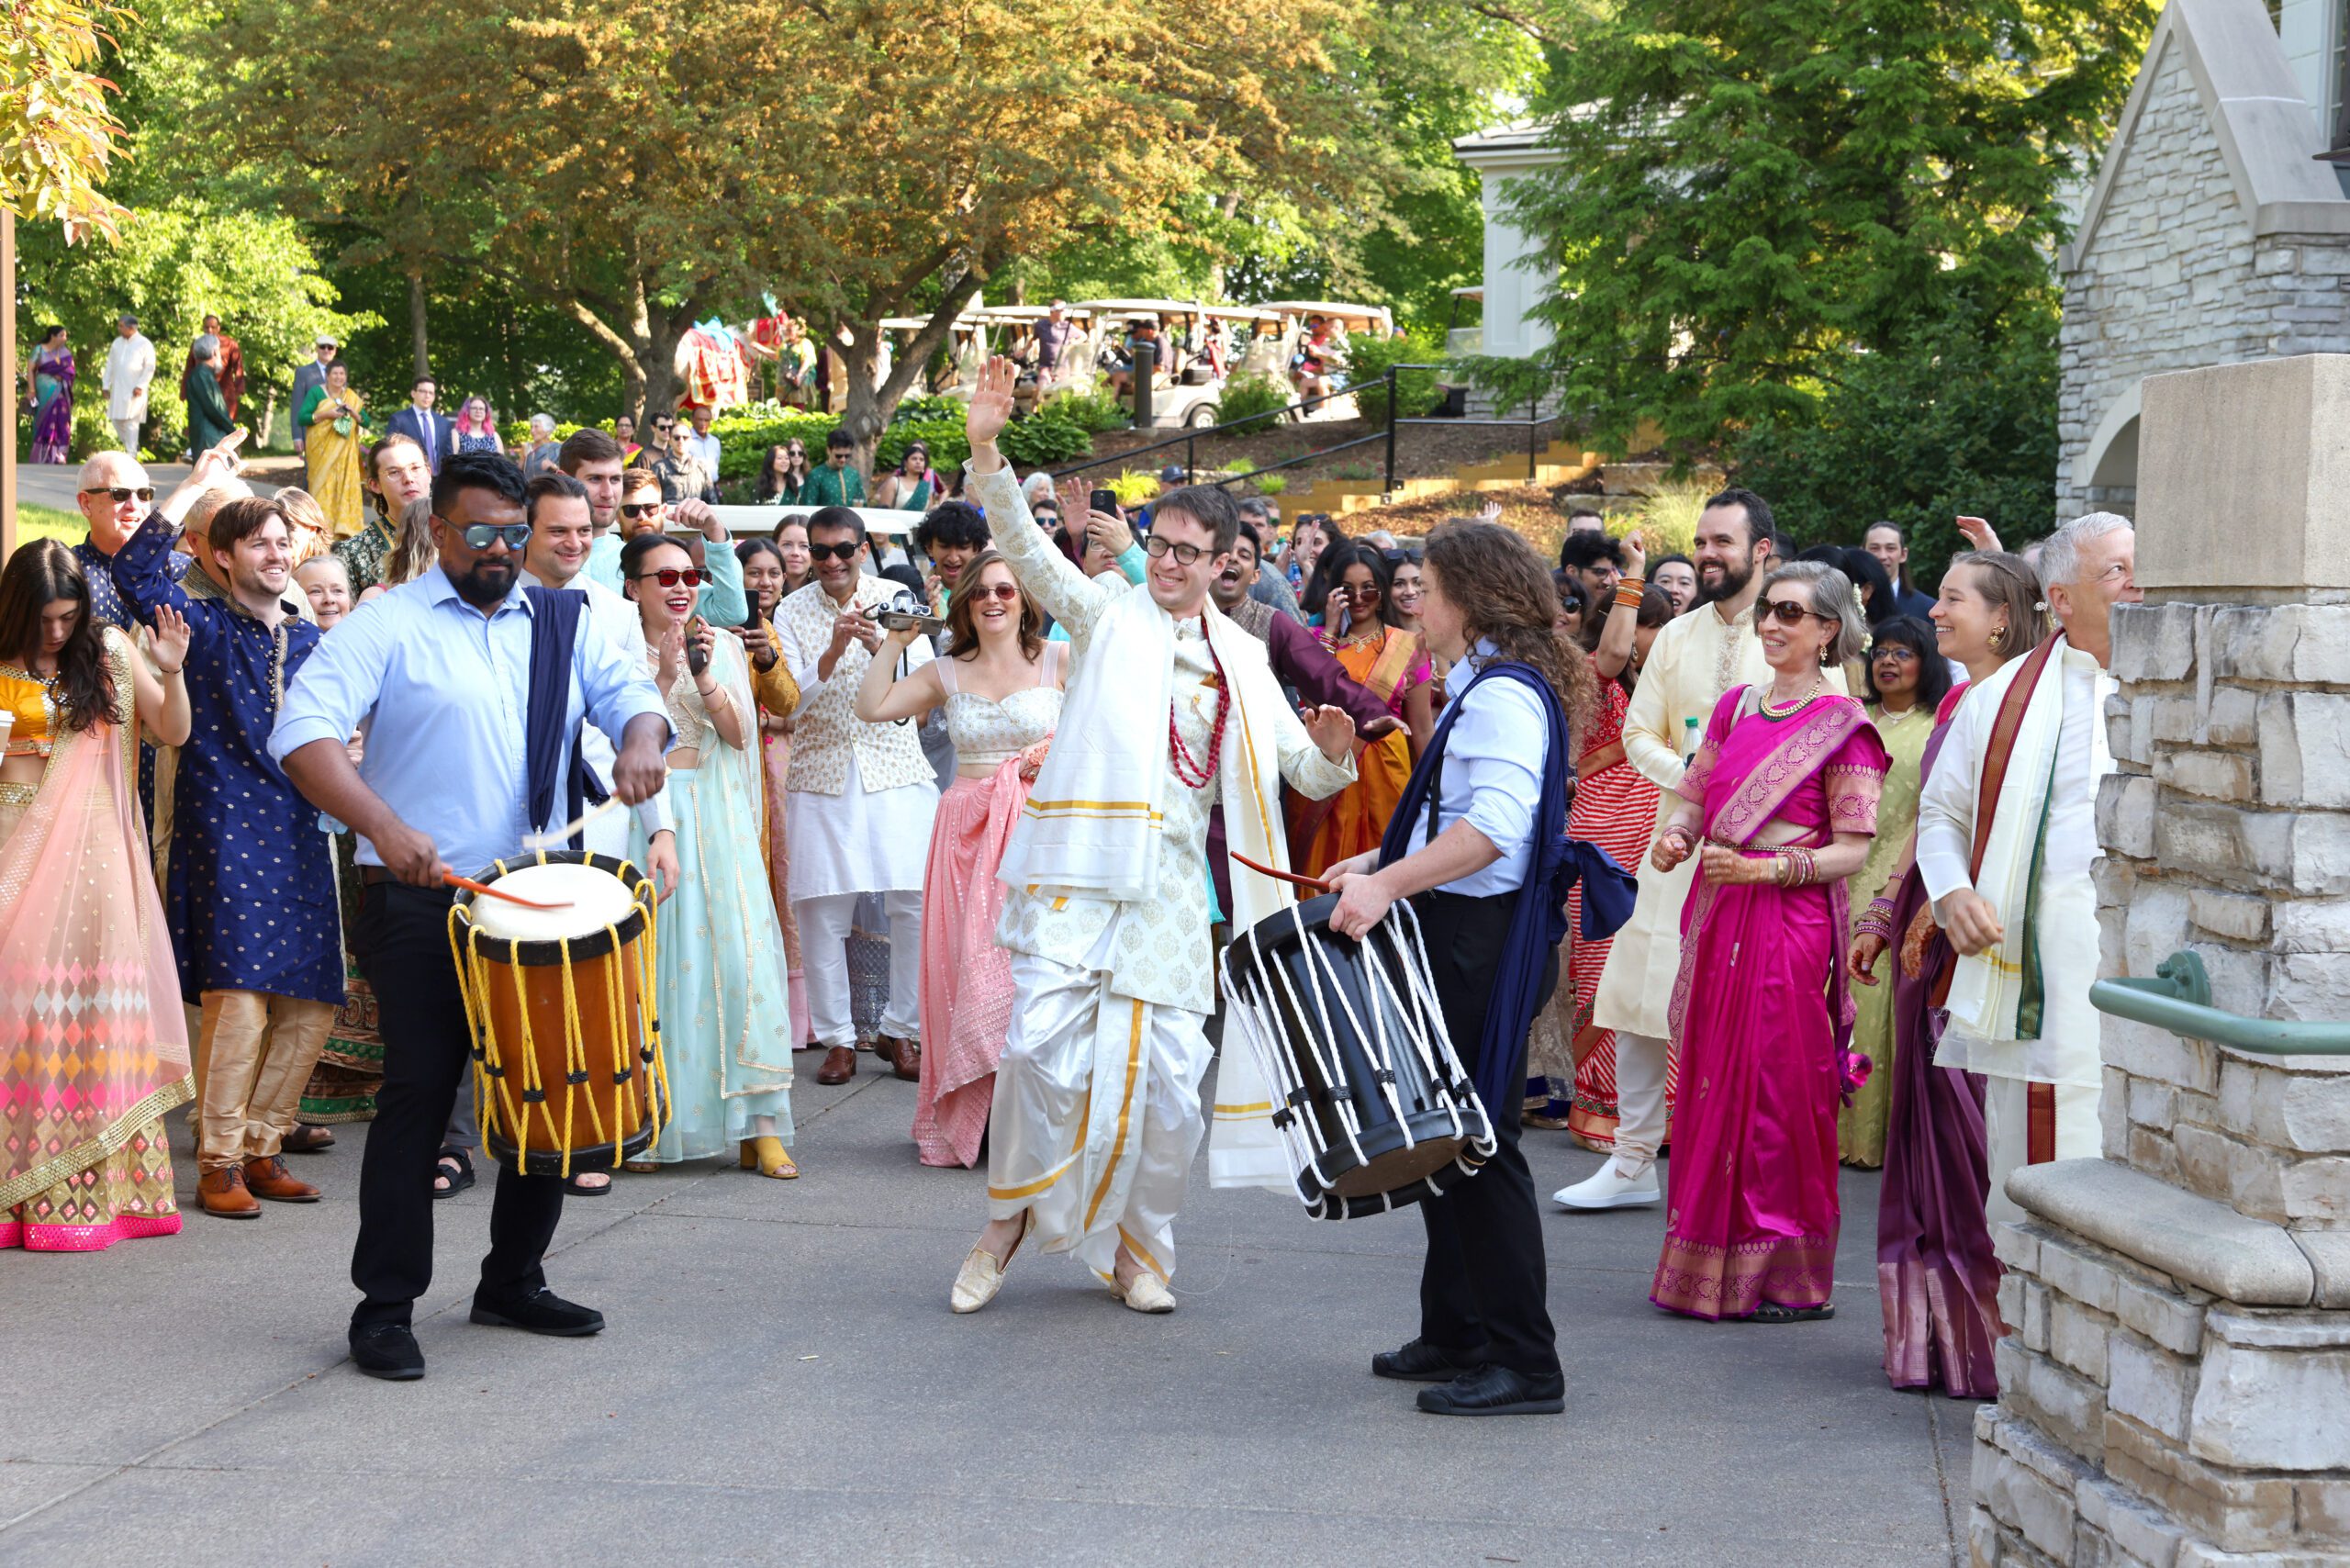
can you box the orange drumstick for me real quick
[443,869,574,912]
[1230,849,1330,895]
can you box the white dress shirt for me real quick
[688,430,722,477]
[1397,640,1548,897]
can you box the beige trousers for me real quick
[192,991,335,1173]
[1982,1077,2101,1226]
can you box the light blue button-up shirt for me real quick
[1399,639,1548,897]
[270,567,670,879]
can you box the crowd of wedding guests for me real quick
[0,390,2139,1413]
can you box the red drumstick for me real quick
[1231,850,1330,895]
[443,869,575,911]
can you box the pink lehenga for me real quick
[912,645,1061,1168]
[0,630,194,1251]
[1651,686,1887,1320]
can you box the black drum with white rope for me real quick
[1220,893,1497,1220]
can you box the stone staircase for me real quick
[1273,436,1601,521]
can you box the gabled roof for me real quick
[2065,0,2350,271]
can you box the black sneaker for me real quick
[470,1287,606,1337]
[1416,1363,1565,1417]
[349,1322,425,1382]
[1371,1338,1481,1383]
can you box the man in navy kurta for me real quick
[115,457,343,1219]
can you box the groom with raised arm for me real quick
[948,357,1359,1316]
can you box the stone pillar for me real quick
[1970,353,2350,1567]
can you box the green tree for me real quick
[1487,0,2153,457]
[0,0,130,241]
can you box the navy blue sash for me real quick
[522,587,607,851]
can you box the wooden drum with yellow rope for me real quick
[448,851,668,1176]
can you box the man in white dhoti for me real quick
[948,358,1358,1315]
[1561,490,1848,1210]
[1916,511,2137,1225]
[775,506,941,1087]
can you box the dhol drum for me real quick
[1221,893,1496,1220]
[449,851,667,1177]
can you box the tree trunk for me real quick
[408,266,430,380]
[259,390,277,449]
[834,264,992,479]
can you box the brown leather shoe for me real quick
[887,1035,921,1081]
[198,1165,262,1218]
[243,1154,322,1203]
[869,1036,898,1067]
[814,1045,856,1086]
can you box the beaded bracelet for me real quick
[1614,584,1646,610]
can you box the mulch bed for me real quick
[1079,414,1563,490]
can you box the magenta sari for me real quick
[1651,688,1887,1320]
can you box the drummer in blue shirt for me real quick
[1325,521,1593,1419]
[273,450,673,1384]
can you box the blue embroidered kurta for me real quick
[76,532,188,818]
[111,511,343,1005]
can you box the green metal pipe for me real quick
[2089,949,2350,1056]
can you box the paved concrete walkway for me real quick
[0,1059,1974,1567]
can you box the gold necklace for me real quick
[1759,678,1823,720]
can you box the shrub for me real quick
[709,410,842,482]
[1046,386,1130,434]
[1252,473,1289,497]
[1618,482,1706,557]
[999,412,1091,469]
[1215,372,1291,435]
[1107,470,1161,506]
[1345,328,1444,423]
[875,418,969,475]
[891,393,965,425]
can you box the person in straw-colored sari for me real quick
[0,542,195,1251]
[300,362,370,535]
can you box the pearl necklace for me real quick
[1758,678,1824,720]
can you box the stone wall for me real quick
[2057,24,2350,521]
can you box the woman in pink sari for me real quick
[1649,560,1887,1321]
[852,551,1062,1168]
[0,542,195,1250]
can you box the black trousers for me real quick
[1414,890,1561,1381]
[349,882,565,1329]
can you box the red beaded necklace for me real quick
[1168,618,1230,789]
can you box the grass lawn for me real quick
[17,502,84,543]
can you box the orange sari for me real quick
[1287,625,1426,879]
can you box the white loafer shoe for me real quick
[1112,1271,1176,1314]
[950,1213,1032,1314]
[1552,1160,1661,1210]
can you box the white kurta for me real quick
[968,462,1352,1281]
[1591,598,1848,1038]
[1915,637,2109,1220]
[103,332,157,421]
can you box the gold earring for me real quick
[1988,624,2008,652]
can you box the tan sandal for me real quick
[739,1136,799,1180]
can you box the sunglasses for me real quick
[967,582,1019,603]
[457,522,532,551]
[1143,534,1213,566]
[632,567,708,588]
[1341,582,1382,600]
[807,540,861,562]
[1761,599,1834,627]
[619,502,662,519]
[83,486,156,504]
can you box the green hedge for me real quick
[1344,329,1444,422]
[1216,372,1291,435]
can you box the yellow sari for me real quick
[304,386,368,536]
[1287,625,1424,879]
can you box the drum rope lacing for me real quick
[447,853,672,1178]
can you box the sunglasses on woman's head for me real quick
[807,540,861,562]
[1761,598,1831,626]
[82,486,156,504]
[633,567,707,588]
[619,502,661,519]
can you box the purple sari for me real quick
[1651,688,1887,1320]
[29,346,74,465]
[1876,687,2000,1396]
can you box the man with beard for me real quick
[1560,488,1845,1211]
[272,450,672,1381]
[112,448,341,1219]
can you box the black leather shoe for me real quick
[349,1322,425,1381]
[1371,1338,1481,1383]
[1416,1363,1565,1416]
[470,1287,606,1337]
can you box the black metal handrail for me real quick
[1046,361,1558,497]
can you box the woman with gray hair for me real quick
[1642,557,1889,1322]
[184,334,235,460]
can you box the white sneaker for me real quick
[1553,1159,1661,1210]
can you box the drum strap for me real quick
[521,587,604,849]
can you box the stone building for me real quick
[2056,0,2350,521]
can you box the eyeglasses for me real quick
[807,540,861,562]
[1143,534,1213,566]
[1761,599,1834,627]
[457,522,532,551]
[632,567,707,588]
[619,502,662,519]
[968,582,1019,603]
[82,486,155,504]
[1871,645,1920,662]
[1341,582,1382,600]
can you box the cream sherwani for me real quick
[1916,635,2109,1223]
[967,464,1353,1286]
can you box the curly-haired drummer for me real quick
[948,358,1359,1315]
[274,451,673,1383]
